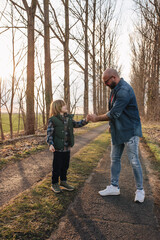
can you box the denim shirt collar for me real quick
[112,78,124,94]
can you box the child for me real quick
[47,100,88,193]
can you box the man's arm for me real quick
[87,113,110,122]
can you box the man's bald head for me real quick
[103,68,119,79]
[102,68,120,89]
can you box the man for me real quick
[88,68,145,203]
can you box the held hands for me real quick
[86,114,98,122]
[49,145,55,152]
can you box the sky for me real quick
[116,0,136,82]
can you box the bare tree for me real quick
[0,77,5,140]
[92,0,96,113]
[130,31,146,117]
[1,3,26,138]
[131,0,160,120]
[9,0,38,134]
[17,87,26,133]
[70,83,83,115]
[46,0,71,111]
[69,0,119,114]
[84,0,89,117]
[64,0,70,112]
[36,49,46,129]
[44,0,52,123]
[94,0,119,114]
[22,0,37,134]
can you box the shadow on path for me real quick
[48,147,160,240]
[0,124,108,207]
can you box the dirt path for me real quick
[48,145,160,240]
[0,124,108,208]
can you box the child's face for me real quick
[61,104,68,113]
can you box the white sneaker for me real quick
[134,189,145,203]
[98,185,120,196]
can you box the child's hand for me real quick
[49,145,55,152]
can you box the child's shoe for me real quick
[51,183,62,193]
[60,181,74,191]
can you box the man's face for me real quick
[103,75,116,89]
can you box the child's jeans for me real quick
[52,151,70,184]
[111,136,143,190]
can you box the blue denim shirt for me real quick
[107,78,142,145]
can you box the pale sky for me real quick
[116,0,136,82]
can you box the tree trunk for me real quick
[64,0,70,112]
[99,0,102,114]
[92,0,96,114]
[103,24,107,112]
[17,104,20,134]
[25,3,37,134]
[10,5,15,139]
[0,77,5,140]
[84,0,89,117]
[41,79,46,129]
[35,91,39,130]
[147,31,159,120]
[44,0,52,123]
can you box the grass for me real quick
[142,122,160,172]
[0,131,110,240]
[0,145,47,170]
[74,121,107,135]
[1,113,86,134]
[0,121,107,170]
[1,113,25,133]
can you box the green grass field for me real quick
[0,113,85,136]
[1,113,24,133]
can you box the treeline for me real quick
[0,0,120,139]
[130,0,160,121]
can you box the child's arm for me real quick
[47,119,55,152]
[72,118,89,128]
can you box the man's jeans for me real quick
[111,136,143,190]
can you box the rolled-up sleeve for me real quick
[47,119,54,146]
[107,89,130,120]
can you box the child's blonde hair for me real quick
[49,100,66,117]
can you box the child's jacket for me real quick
[47,114,88,151]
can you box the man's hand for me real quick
[49,145,55,152]
[87,114,98,122]
[86,115,89,122]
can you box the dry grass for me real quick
[142,121,160,172]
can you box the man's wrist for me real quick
[84,118,89,123]
[97,114,109,121]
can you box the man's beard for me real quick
[110,81,117,89]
